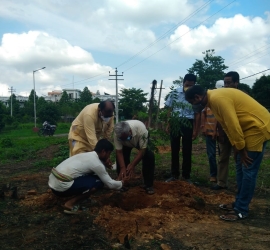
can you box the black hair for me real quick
[185,85,206,100]
[225,71,239,83]
[98,100,115,110]
[183,73,196,83]
[94,139,114,153]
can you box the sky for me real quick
[0,0,269,106]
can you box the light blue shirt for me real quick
[165,87,194,119]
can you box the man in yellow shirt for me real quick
[185,85,270,221]
[68,100,115,156]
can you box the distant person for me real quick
[165,73,197,183]
[200,105,218,182]
[212,72,239,190]
[48,139,125,214]
[185,85,270,221]
[68,100,115,156]
[114,120,155,195]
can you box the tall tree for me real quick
[119,88,148,119]
[37,102,60,125]
[252,75,270,109]
[0,102,6,132]
[79,87,93,104]
[238,83,252,95]
[187,49,228,89]
[59,91,73,122]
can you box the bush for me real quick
[1,137,14,148]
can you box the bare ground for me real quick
[0,144,269,250]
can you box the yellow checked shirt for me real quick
[68,103,114,154]
[207,89,270,151]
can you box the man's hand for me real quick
[192,132,197,141]
[211,132,217,140]
[126,164,135,178]
[117,168,127,180]
[235,148,253,168]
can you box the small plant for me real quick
[1,138,14,148]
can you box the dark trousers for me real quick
[116,146,155,187]
[170,119,193,179]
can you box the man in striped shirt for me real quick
[201,106,217,182]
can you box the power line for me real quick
[122,0,236,73]
[116,0,215,68]
[240,68,270,80]
[228,44,270,68]
[57,0,215,89]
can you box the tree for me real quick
[58,91,73,122]
[37,102,60,125]
[252,75,270,109]
[187,49,228,89]
[0,102,6,132]
[79,87,93,104]
[238,83,252,95]
[119,88,148,119]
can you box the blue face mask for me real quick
[126,136,132,141]
[118,135,132,141]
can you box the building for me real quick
[0,89,116,106]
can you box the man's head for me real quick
[98,100,115,121]
[114,121,132,142]
[94,139,114,162]
[215,80,224,89]
[224,71,239,88]
[183,73,196,92]
[185,85,208,113]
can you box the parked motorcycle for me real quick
[38,121,57,136]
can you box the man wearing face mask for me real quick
[185,85,270,221]
[68,100,115,157]
[165,73,198,183]
[114,120,155,195]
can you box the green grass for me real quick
[0,125,270,189]
[1,122,70,138]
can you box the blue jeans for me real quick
[205,135,217,177]
[234,141,267,216]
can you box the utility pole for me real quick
[155,80,164,128]
[148,80,157,128]
[8,86,16,117]
[109,68,124,123]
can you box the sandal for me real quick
[219,204,234,211]
[220,210,247,221]
[63,205,80,215]
[145,187,155,195]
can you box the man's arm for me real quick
[116,149,127,179]
[192,112,201,140]
[91,164,123,190]
[165,107,172,134]
[210,96,245,150]
[126,148,146,177]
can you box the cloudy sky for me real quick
[0,0,269,105]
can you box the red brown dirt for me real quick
[0,144,270,249]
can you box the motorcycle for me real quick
[38,121,57,136]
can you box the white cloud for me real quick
[0,31,114,97]
[169,14,270,57]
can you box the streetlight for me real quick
[33,67,46,128]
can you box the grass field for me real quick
[0,124,270,249]
[1,123,269,188]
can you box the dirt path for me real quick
[0,144,269,249]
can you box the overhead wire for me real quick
[122,0,236,73]
[59,0,215,88]
[116,0,215,68]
